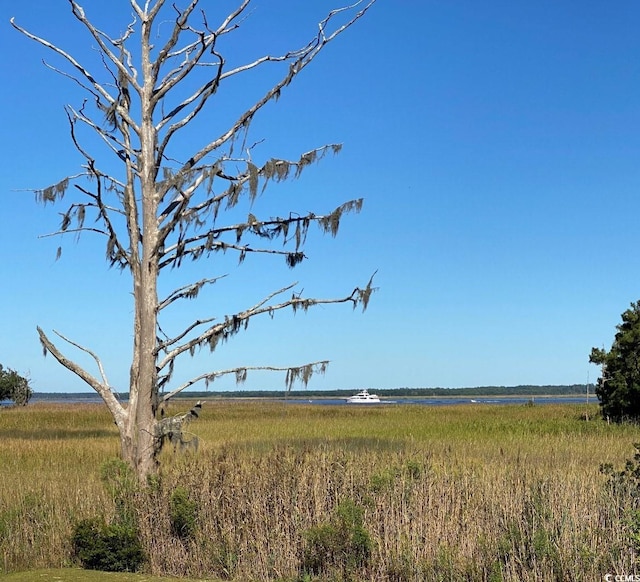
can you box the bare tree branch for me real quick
[42,60,104,106]
[158,197,362,270]
[160,360,329,403]
[156,317,217,355]
[152,0,200,75]
[36,327,127,426]
[158,275,227,311]
[153,0,250,96]
[68,1,142,96]
[157,1,376,177]
[156,144,344,240]
[156,277,375,373]
[159,238,303,270]
[68,104,133,164]
[9,17,139,133]
[52,330,111,388]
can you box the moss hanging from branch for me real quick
[248,162,259,201]
[36,178,70,204]
[285,361,328,390]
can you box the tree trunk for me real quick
[127,240,161,480]
[127,23,162,481]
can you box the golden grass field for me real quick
[1,399,639,581]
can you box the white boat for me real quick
[346,389,381,404]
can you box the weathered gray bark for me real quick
[14,0,376,481]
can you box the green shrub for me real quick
[169,486,198,540]
[100,458,137,527]
[601,443,640,553]
[369,469,397,493]
[72,460,144,572]
[302,498,372,579]
[601,443,640,502]
[0,364,32,405]
[404,459,423,480]
[71,516,144,572]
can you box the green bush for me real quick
[302,498,372,579]
[601,443,640,502]
[71,517,144,572]
[601,443,640,553]
[169,486,198,540]
[0,364,32,406]
[100,458,137,527]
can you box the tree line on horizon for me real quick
[30,384,589,400]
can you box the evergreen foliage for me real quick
[71,458,144,572]
[590,300,640,422]
[0,364,32,406]
[71,517,144,572]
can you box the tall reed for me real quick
[0,400,638,580]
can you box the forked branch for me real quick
[36,327,126,423]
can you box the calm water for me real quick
[6,395,593,407]
[282,396,592,407]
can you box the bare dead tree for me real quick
[11,0,376,481]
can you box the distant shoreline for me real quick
[26,385,592,404]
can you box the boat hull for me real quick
[346,390,381,404]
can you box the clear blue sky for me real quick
[1,1,639,393]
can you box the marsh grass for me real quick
[1,400,639,580]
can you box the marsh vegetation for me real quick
[1,400,638,580]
